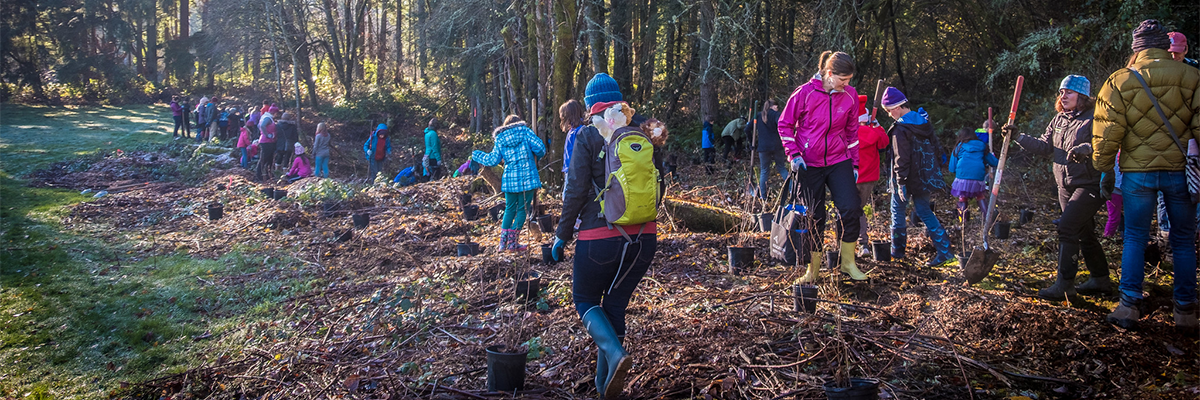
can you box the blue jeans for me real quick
[368,159,385,182]
[890,182,953,261]
[1120,171,1197,304]
[758,150,789,198]
[315,156,330,177]
[573,235,657,336]
[240,147,249,169]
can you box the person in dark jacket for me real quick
[275,112,299,167]
[746,99,787,198]
[1012,75,1112,300]
[884,87,955,266]
[551,73,661,399]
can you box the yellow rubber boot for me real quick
[798,251,822,283]
[839,241,868,280]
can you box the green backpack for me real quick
[594,126,659,235]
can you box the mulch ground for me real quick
[34,145,1200,399]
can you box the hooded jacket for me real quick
[777,78,861,168]
[363,124,391,160]
[1017,106,1101,188]
[890,110,943,192]
[949,139,997,182]
[471,121,546,193]
[721,118,746,140]
[170,101,182,116]
[1093,48,1200,172]
[424,127,442,161]
[276,119,298,146]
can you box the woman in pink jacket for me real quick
[777,51,866,283]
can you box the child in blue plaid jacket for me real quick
[472,115,547,251]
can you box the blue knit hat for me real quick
[1059,75,1091,97]
[880,87,907,109]
[584,73,622,108]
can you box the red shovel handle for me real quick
[1008,75,1024,122]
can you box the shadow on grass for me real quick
[0,174,315,398]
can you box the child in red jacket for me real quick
[855,95,889,253]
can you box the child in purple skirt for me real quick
[949,128,998,222]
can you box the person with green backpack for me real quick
[551,73,663,399]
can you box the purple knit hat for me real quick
[880,87,907,109]
[1132,19,1171,52]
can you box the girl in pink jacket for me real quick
[777,50,867,283]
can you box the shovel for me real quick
[964,76,1024,285]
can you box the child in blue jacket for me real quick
[949,128,998,222]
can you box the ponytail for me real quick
[817,50,856,77]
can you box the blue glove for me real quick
[790,156,807,172]
[551,237,567,262]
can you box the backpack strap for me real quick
[1127,67,1188,155]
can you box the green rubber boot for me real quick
[582,306,631,399]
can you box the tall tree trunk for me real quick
[548,0,577,187]
[586,0,606,75]
[698,0,717,121]
[377,1,387,86]
[393,0,404,85]
[888,0,907,91]
[754,0,770,101]
[415,0,425,80]
[633,0,657,103]
[179,0,189,39]
[147,13,158,83]
[609,0,631,95]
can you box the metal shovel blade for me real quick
[964,245,1000,285]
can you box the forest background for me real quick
[3,0,1199,183]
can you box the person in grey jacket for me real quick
[1011,74,1111,300]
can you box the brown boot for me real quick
[1175,301,1198,335]
[1106,295,1141,329]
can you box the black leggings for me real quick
[793,159,862,244]
[257,142,277,181]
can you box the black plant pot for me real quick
[727,246,754,274]
[994,221,1011,239]
[457,242,480,256]
[485,345,528,392]
[335,229,353,242]
[536,214,556,233]
[463,204,480,221]
[871,241,891,262]
[957,250,972,267]
[272,189,288,200]
[322,202,339,218]
[793,284,819,313]
[825,250,841,270]
[515,274,541,301]
[207,203,224,221]
[459,193,473,207]
[1019,208,1034,225]
[352,212,371,229]
[260,187,275,197]
[758,213,772,232]
[541,243,555,264]
[489,203,505,221]
[823,377,880,400]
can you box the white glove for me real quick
[366,150,373,157]
[790,156,807,172]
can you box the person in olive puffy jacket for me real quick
[1092,20,1200,331]
[1012,75,1111,301]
